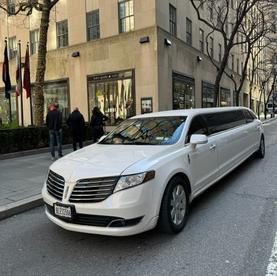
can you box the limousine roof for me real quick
[134,107,250,119]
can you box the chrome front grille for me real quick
[46,170,65,201]
[69,177,119,203]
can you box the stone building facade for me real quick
[0,0,267,126]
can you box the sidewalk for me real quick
[0,149,71,220]
[1,116,277,221]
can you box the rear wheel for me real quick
[255,135,265,159]
[158,176,189,234]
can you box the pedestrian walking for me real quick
[67,107,85,151]
[46,102,63,160]
[90,106,108,143]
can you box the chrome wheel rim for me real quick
[170,185,186,226]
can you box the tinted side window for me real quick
[243,110,254,123]
[202,110,246,135]
[248,110,257,120]
[187,116,208,142]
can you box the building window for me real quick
[220,88,231,107]
[7,0,15,15]
[218,43,222,62]
[231,54,234,71]
[30,29,39,55]
[87,10,100,40]
[199,28,204,53]
[118,0,134,33]
[202,81,216,108]
[208,37,214,58]
[88,70,135,126]
[8,36,17,59]
[186,18,192,46]
[173,73,195,110]
[31,80,70,122]
[169,4,177,36]
[56,20,68,48]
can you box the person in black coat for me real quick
[67,107,85,151]
[90,107,108,143]
[46,103,63,160]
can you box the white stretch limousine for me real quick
[42,107,265,236]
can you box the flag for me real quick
[2,42,11,99]
[15,44,22,97]
[23,45,31,98]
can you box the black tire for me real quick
[255,135,265,159]
[158,176,189,234]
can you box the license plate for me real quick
[54,204,72,219]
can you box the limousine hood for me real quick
[50,144,169,182]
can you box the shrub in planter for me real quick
[0,124,92,154]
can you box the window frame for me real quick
[8,36,17,59]
[118,0,135,33]
[56,20,69,49]
[209,37,214,59]
[87,9,100,41]
[169,4,177,36]
[186,17,192,46]
[199,28,204,53]
[30,29,39,55]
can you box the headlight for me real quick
[114,171,155,193]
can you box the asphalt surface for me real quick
[1,120,277,276]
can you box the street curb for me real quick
[0,194,43,221]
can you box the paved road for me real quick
[1,120,277,276]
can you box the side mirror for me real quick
[190,134,208,145]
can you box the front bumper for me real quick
[42,180,159,236]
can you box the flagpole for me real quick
[18,41,24,126]
[27,43,34,125]
[5,38,12,123]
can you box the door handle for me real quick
[209,144,216,151]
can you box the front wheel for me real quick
[158,176,189,234]
[255,135,265,159]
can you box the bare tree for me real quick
[190,0,266,106]
[0,0,60,126]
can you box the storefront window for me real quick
[202,81,215,107]
[173,73,195,110]
[220,87,231,107]
[31,80,69,122]
[88,70,135,126]
[43,80,69,121]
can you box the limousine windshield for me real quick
[100,116,187,145]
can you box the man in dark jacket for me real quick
[90,106,108,143]
[46,103,63,160]
[67,107,85,151]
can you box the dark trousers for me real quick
[73,133,83,151]
[49,129,62,157]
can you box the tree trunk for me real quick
[33,1,50,126]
